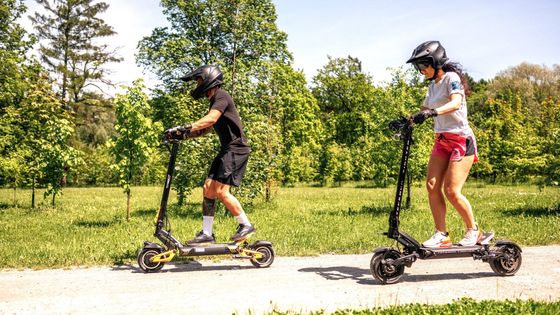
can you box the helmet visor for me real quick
[413,61,431,72]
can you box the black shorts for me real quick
[207,151,249,187]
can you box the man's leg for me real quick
[209,179,255,240]
[202,179,217,236]
[186,179,218,245]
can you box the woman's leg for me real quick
[443,155,476,228]
[426,155,450,232]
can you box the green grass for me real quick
[0,183,558,268]
[265,298,560,314]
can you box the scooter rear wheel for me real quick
[249,245,275,268]
[370,249,405,284]
[138,248,165,273]
[489,244,522,276]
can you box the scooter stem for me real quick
[388,123,413,239]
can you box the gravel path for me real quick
[1,245,559,314]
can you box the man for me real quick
[165,65,254,244]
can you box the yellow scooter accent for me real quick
[240,248,264,259]
[151,250,176,263]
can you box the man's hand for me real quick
[410,109,437,125]
[164,124,192,140]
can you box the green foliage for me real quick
[312,58,429,186]
[109,79,162,218]
[267,298,560,314]
[470,63,560,184]
[0,46,80,206]
[137,0,291,86]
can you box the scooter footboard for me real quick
[180,244,236,256]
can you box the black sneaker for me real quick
[186,231,215,245]
[230,224,256,241]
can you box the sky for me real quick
[21,0,560,95]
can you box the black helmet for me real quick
[180,65,223,100]
[406,40,448,70]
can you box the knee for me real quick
[426,178,440,195]
[203,182,216,199]
[215,187,229,201]
[443,186,461,203]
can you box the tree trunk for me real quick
[52,193,56,207]
[265,184,270,202]
[31,177,35,209]
[126,191,131,221]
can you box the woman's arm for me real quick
[432,93,463,115]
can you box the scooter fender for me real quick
[249,240,273,247]
[142,241,165,251]
[495,240,522,252]
[373,247,393,254]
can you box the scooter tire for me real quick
[249,245,275,268]
[138,248,165,273]
[370,249,405,284]
[489,243,522,276]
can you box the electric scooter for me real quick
[137,137,275,273]
[370,117,522,284]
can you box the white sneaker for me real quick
[422,231,452,248]
[458,227,482,246]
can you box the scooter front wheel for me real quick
[489,243,522,276]
[249,245,275,268]
[370,249,405,284]
[138,248,165,273]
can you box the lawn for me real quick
[0,182,558,268]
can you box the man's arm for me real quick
[191,109,222,132]
[186,126,213,138]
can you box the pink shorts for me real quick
[431,132,479,162]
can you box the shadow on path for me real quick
[112,260,257,274]
[299,266,497,285]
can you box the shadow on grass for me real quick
[501,203,560,217]
[74,218,118,228]
[0,202,12,210]
[112,248,138,266]
[314,205,392,217]
[298,266,496,285]
[133,202,202,220]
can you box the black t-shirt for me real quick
[210,89,251,154]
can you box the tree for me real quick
[471,63,560,183]
[312,56,377,146]
[0,0,33,199]
[1,0,77,207]
[30,0,122,104]
[250,62,323,191]
[1,67,80,207]
[109,79,161,220]
[137,0,291,88]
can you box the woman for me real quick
[407,41,481,248]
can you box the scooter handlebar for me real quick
[388,117,411,131]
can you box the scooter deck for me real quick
[178,234,255,256]
[179,242,238,256]
[420,232,495,259]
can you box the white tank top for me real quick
[423,72,473,136]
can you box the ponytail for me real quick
[442,62,472,96]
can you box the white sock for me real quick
[235,212,251,226]
[202,216,214,235]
